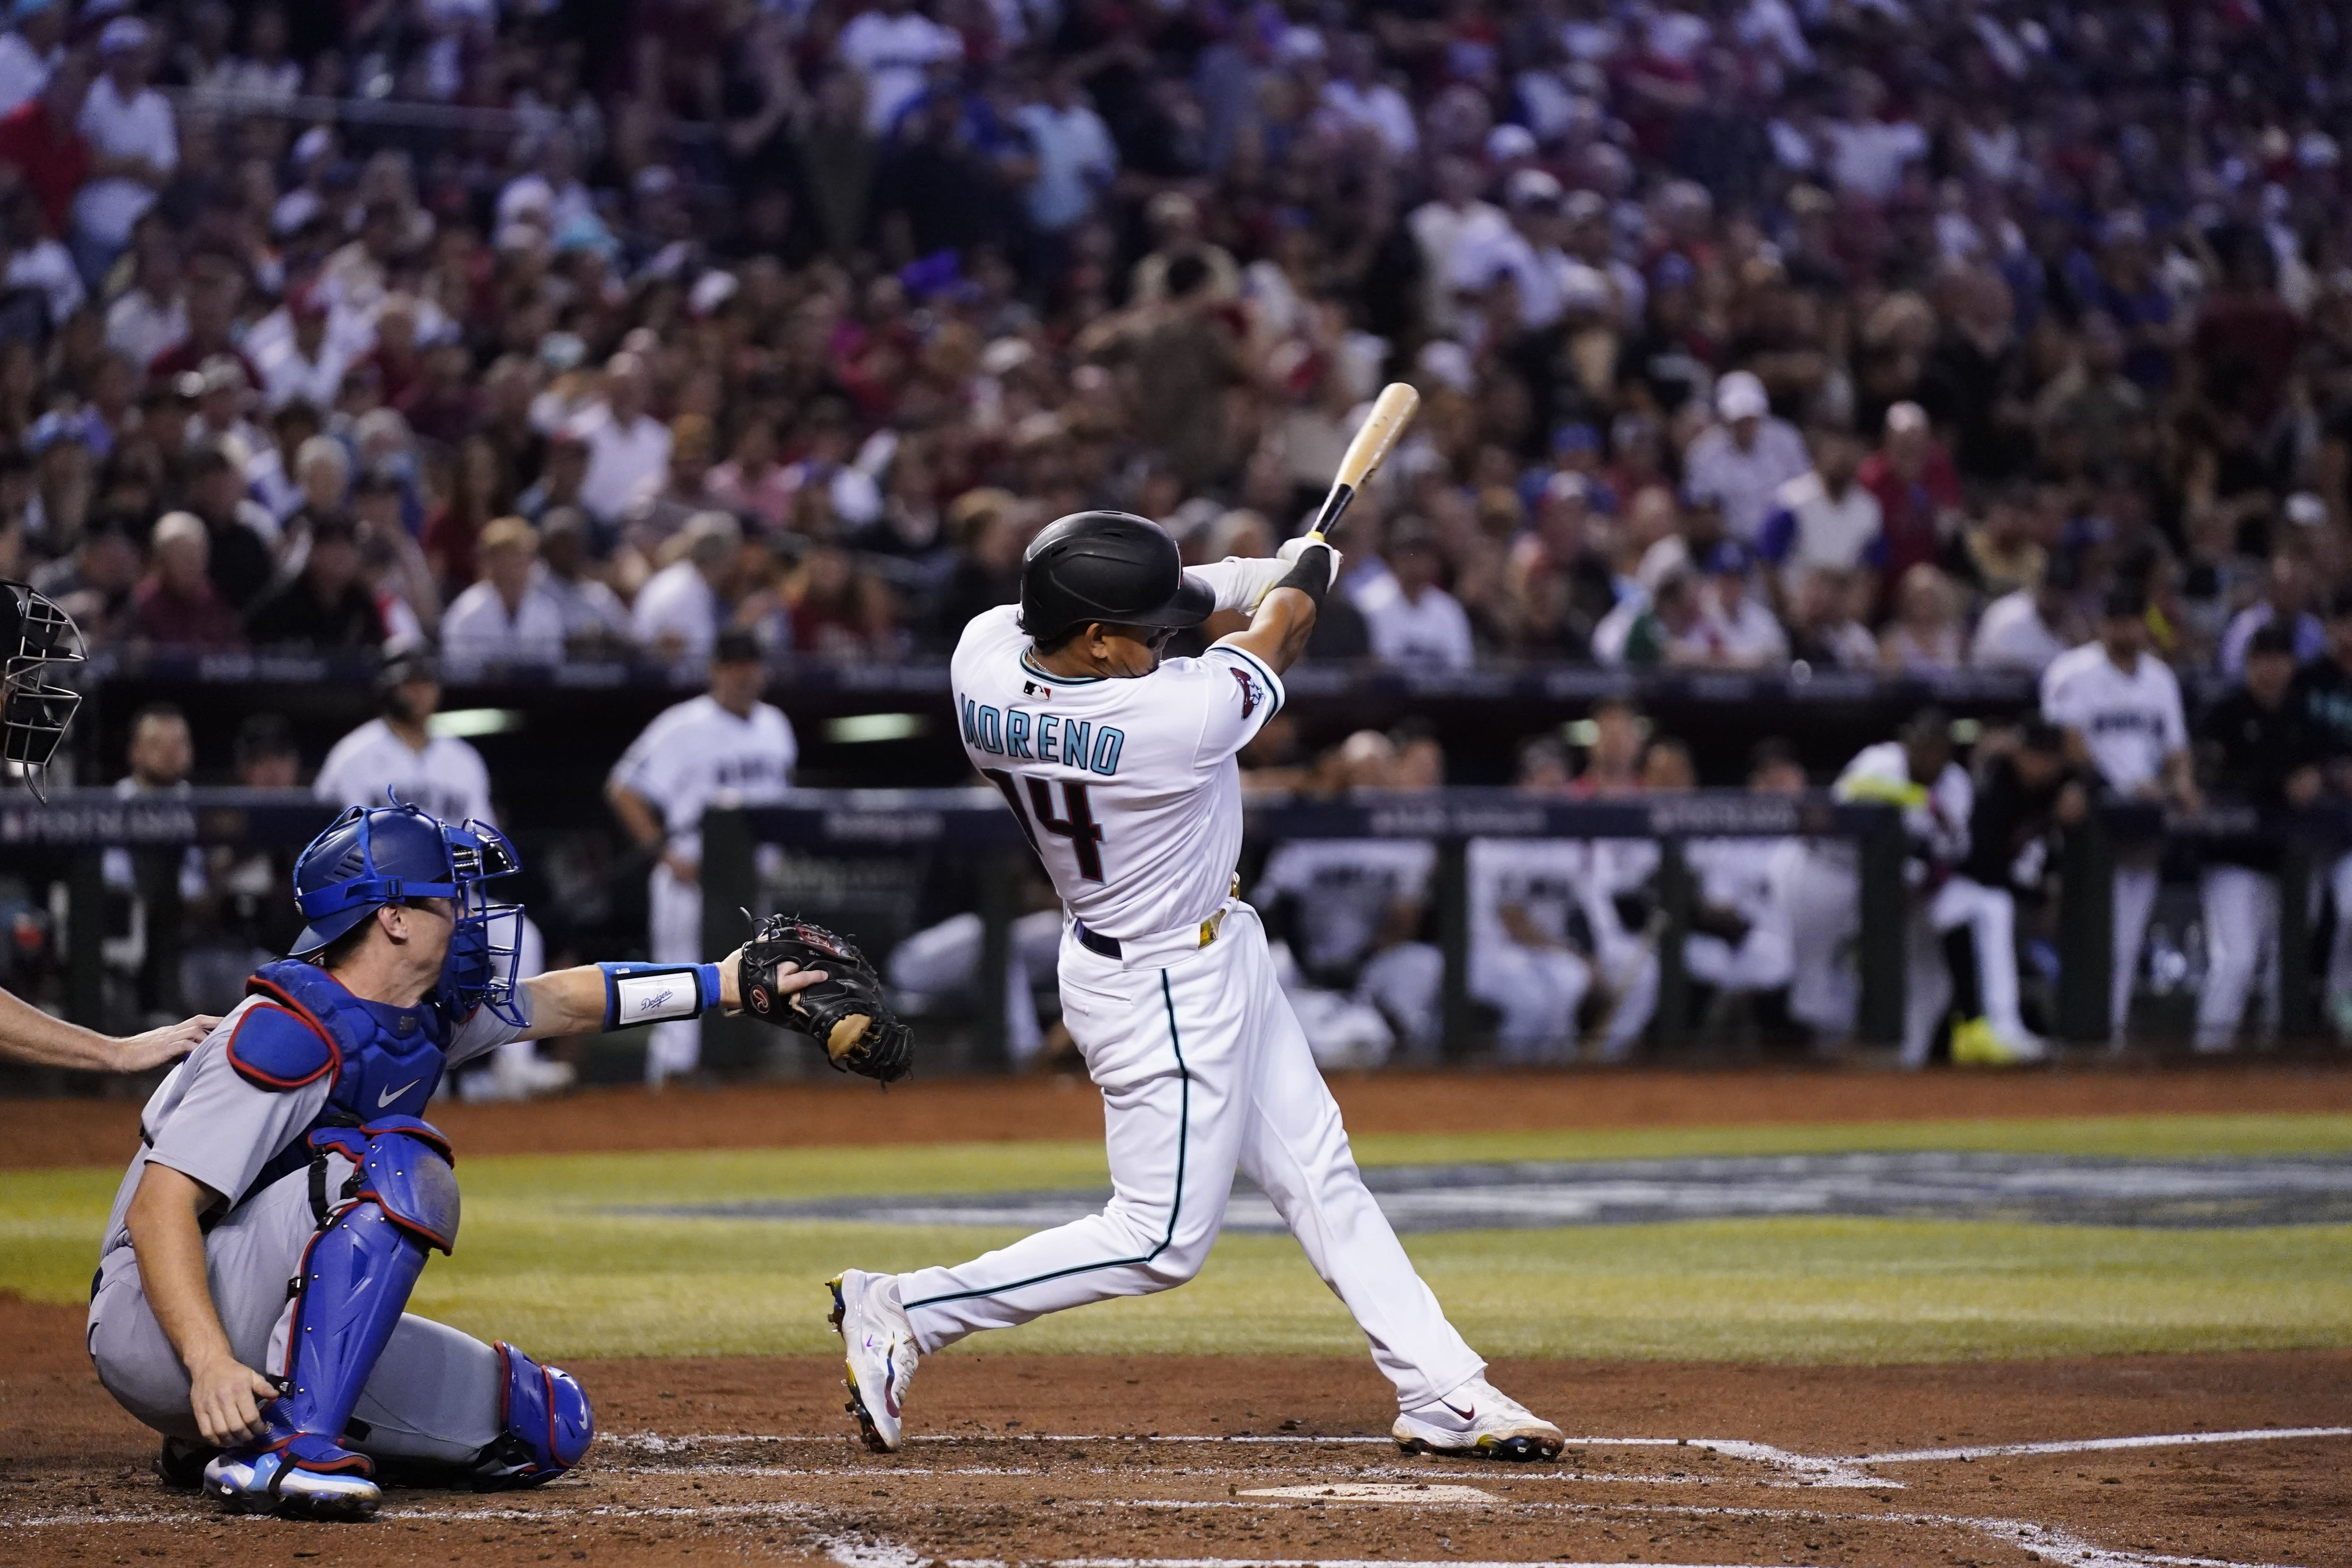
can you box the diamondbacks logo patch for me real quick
[1230,666,1262,719]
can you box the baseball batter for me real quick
[608,628,798,1084]
[828,510,1564,1462]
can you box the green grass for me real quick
[10,1115,2352,1365]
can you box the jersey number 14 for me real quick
[984,769,1104,881]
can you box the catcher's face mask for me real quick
[1,582,84,801]
[440,817,527,1025]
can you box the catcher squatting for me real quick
[85,510,1559,1524]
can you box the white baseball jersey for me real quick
[609,694,797,860]
[2039,643,2187,791]
[1253,839,1436,971]
[315,719,496,828]
[1686,836,1787,923]
[951,606,1283,938]
[1467,838,1587,954]
[1835,740,1972,870]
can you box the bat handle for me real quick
[1307,483,1356,544]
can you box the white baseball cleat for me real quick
[1391,1376,1565,1462]
[828,1268,918,1453]
[202,1448,383,1519]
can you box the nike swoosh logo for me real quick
[378,1080,421,1107]
[1443,1401,1476,1421]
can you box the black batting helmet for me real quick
[1019,511,1214,643]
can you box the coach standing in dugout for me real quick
[2037,585,2200,1045]
[607,627,797,1086]
[2196,624,2320,1052]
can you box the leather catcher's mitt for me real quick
[738,914,912,1083]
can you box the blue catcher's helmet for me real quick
[290,799,527,1022]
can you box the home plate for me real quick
[1239,1484,1494,1503]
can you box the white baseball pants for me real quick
[894,903,1486,1411]
[889,910,1066,1063]
[2197,864,2280,1052]
[1902,876,2026,1067]
[2109,862,2159,1045]
[1469,942,1592,1062]
[1685,927,1794,993]
[1781,848,1860,1038]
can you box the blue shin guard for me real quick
[468,1342,595,1489]
[209,1123,458,1515]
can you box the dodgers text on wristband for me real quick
[598,961,723,1031]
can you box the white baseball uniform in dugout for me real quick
[2038,644,2188,1037]
[892,604,1486,1410]
[608,693,797,1082]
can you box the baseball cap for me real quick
[1505,168,1563,209]
[2102,584,2149,619]
[1485,124,1537,164]
[1701,540,1753,577]
[1650,251,1697,291]
[2247,622,2298,660]
[713,627,763,666]
[1716,370,1769,422]
[97,16,147,54]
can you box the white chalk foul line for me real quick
[1853,1426,2352,1465]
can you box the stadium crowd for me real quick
[0,0,2346,678]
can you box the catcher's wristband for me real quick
[599,961,723,1031]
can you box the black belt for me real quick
[1074,922,1121,959]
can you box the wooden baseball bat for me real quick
[1305,381,1421,542]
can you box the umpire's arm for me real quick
[0,987,217,1072]
[510,954,831,1040]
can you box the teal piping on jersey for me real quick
[1207,643,1286,720]
[901,970,1190,1311]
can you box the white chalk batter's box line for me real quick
[606,1424,2352,1491]
[13,1424,2344,1568]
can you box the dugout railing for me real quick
[7,787,2342,1063]
[696,789,1916,1069]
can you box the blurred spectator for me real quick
[535,507,632,657]
[633,509,741,663]
[72,19,174,285]
[1972,556,2082,674]
[127,510,240,649]
[1784,568,1880,669]
[1857,402,1960,609]
[30,509,139,644]
[1756,428,1880,604]
[0,0,65,118]
[244,516,383,650]
[1012,70,1115,242]
[184,444,274,612]
[442,516,565,665]
[2219,551,2327,678]
[1879,564,1967,672]
[0,45,88,243]
[1356,521,1475,671]
[573,352,669,525]
[835,0,959,136]
[1683,372,1809,544]
[1694,542,1787,668]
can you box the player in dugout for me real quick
[83,799,833,1519]
[1,579,217,1071]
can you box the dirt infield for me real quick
[5,1292,2347,1568]
[12,1062,2352,1169]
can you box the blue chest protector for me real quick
[229,961,454,1202]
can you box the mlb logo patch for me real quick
[1023,680,1052,700]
